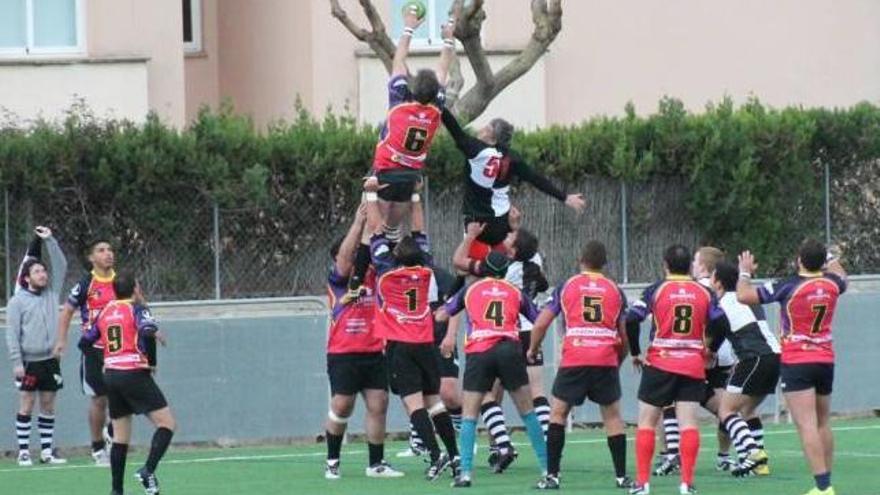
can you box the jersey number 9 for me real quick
[107,325,123,352]
[403,127,429,153]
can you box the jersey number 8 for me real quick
[403,127,429,153]
[672,305,693,334]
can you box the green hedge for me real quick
[2,98,879,275]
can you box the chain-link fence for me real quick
[0,166,854,305]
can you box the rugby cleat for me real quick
[451,473,472,488]
[731,449,768,478]
[92,449,111,467]
[653,455,680,476]
[365,460,404,478]
[802,487,835,495]
[493,448,518,474]
[135,467,160,495]
[487,446,500,469]
[39,449,67,465]
[450,456,462,479]
[425,453,451,481]
[325,460,341,480]
[754,463,770,476]
[629,482,650,495]
[679,482,697,495]
[615,475,635,489]
[17,451,33,467]
[715,454,735,471]
[535,474,560,490]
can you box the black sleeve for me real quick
[26,235,42,259]
[522,261,549,299]
[706,315,731,353]
[626,319,642,356]
[510,154,567,201]
[441,108,486,159]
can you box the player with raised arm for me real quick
[528,241,633,490]
[625,245,735,495]
[347,7,456,297]
[736,239,846,495]
[440,105,585,261]
[324,204,404,480]
[6,227,68,466]
[54,238,117,466]
[436,251,548,489]
[363,181,460,481]
[712,259,780,477]
[79,273,174,495]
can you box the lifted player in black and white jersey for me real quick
[712,260,780,477]
[440,108,585,262]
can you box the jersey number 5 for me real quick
[672,305,693,334]
[403,127,429,153]
[582,296,604,323]
[484,300,505,327]
[107,325,123,353]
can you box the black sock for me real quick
[448,406,463,432]
[144,427,174,473]
[411,408,441,461]
[746,417,765,449]
[107,421,114,440]
[326,431,343,462]
[431,411,459,457]
[110,443,129,493]
[607,433,627,478]
[368,442,383,466]
[533,396,551,435]
[348,243,371,291]
[547,423,565,476]
[92,441,105,453]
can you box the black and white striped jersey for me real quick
[718,292,781,360]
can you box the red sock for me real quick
[680,428,700,486]
[636,428,655,486]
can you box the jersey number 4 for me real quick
[403,127,429,153]
[484,300,505,327]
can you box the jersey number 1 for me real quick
[403,127,429,153]
[405,288,419,312]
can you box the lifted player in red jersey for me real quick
[436,251,547,489]
[736,239,847,495]
[80,273,174,495]
[528,241,633,490]
[324,203,403,480]
[625,245,734,495]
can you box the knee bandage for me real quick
[428,402,447,417]
[327,410,350,425]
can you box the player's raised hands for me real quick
[565,193,587,214]
[526,347,541,365]
[403,6,424,29]
[34,226,52,239]
[362,176,389,194]
[440,19,455,41]
[465,222,486,239]
[738,251,758,275]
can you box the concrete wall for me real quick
[185,0,220,122]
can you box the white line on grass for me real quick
[2,423,879,475]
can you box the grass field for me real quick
[3,417,879,495]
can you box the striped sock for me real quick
[747,417,765,449]
[722,414,758,460]
[662,408,680,456]
[16,414,31,453]
[408,423,424,452]
[448,406,463,432]
[480,402,512,452]
[38,415,55,453]
[533,396,551,436]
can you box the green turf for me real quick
[3,417,879,495]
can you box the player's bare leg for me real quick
[816,394,834,474]
[634,401,663,493]
[528,366,551,437]
[786,389,831,489]
[456,391,486,486]
[425,395,459,466]
[542,398,571,488]
[362,388,403,477]
[600,400,632,487]
[674,401,700,493]
[325,394,355,479]
[378,200,411,242]
[15,391,36,466]
[481,380,514,470]
[109,416,133,495]
[703,391,733,470]
[508,385,548,476]
[136,407,176,494]
[36,391,64,464]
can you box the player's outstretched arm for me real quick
[527,308,555,363]
[825,244,847,281]
[363,180,385,236]
[512,156,586,213]
[53,304,75,358]
[335,203,367,276]
[736,251,761,305]
[452,222,485,274]
[411,186,425,233]
[392,7,424,77]
[436,19,456,86]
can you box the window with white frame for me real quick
[183,0,202,53]
[391,0,454,46]
[0,0,84,56]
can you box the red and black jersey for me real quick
[757,272,846,365]
[67,270,117,347]
[326,267,383,354]
[544,271,627,368]
[373,75,443,172]
[81,299,157,371]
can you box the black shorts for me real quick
[463,340,529,393]
[377,169,422,202]
[780,363,834,395]
[518,331,544,367]
[435,345,460,379]
[81,346,106,397]
[638,366,706,407]
[15,358,63,392]
[465,213,511,247]
[553,366,621,406]
[103,369,168,420]
[727,354,780,396]
[386,341,441,397]
[702,365,733,404]
[327,352,388,395]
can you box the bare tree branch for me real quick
[329,0,396,72]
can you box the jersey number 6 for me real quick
[403,127,429,153]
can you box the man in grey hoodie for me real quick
[6,226,68,466]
